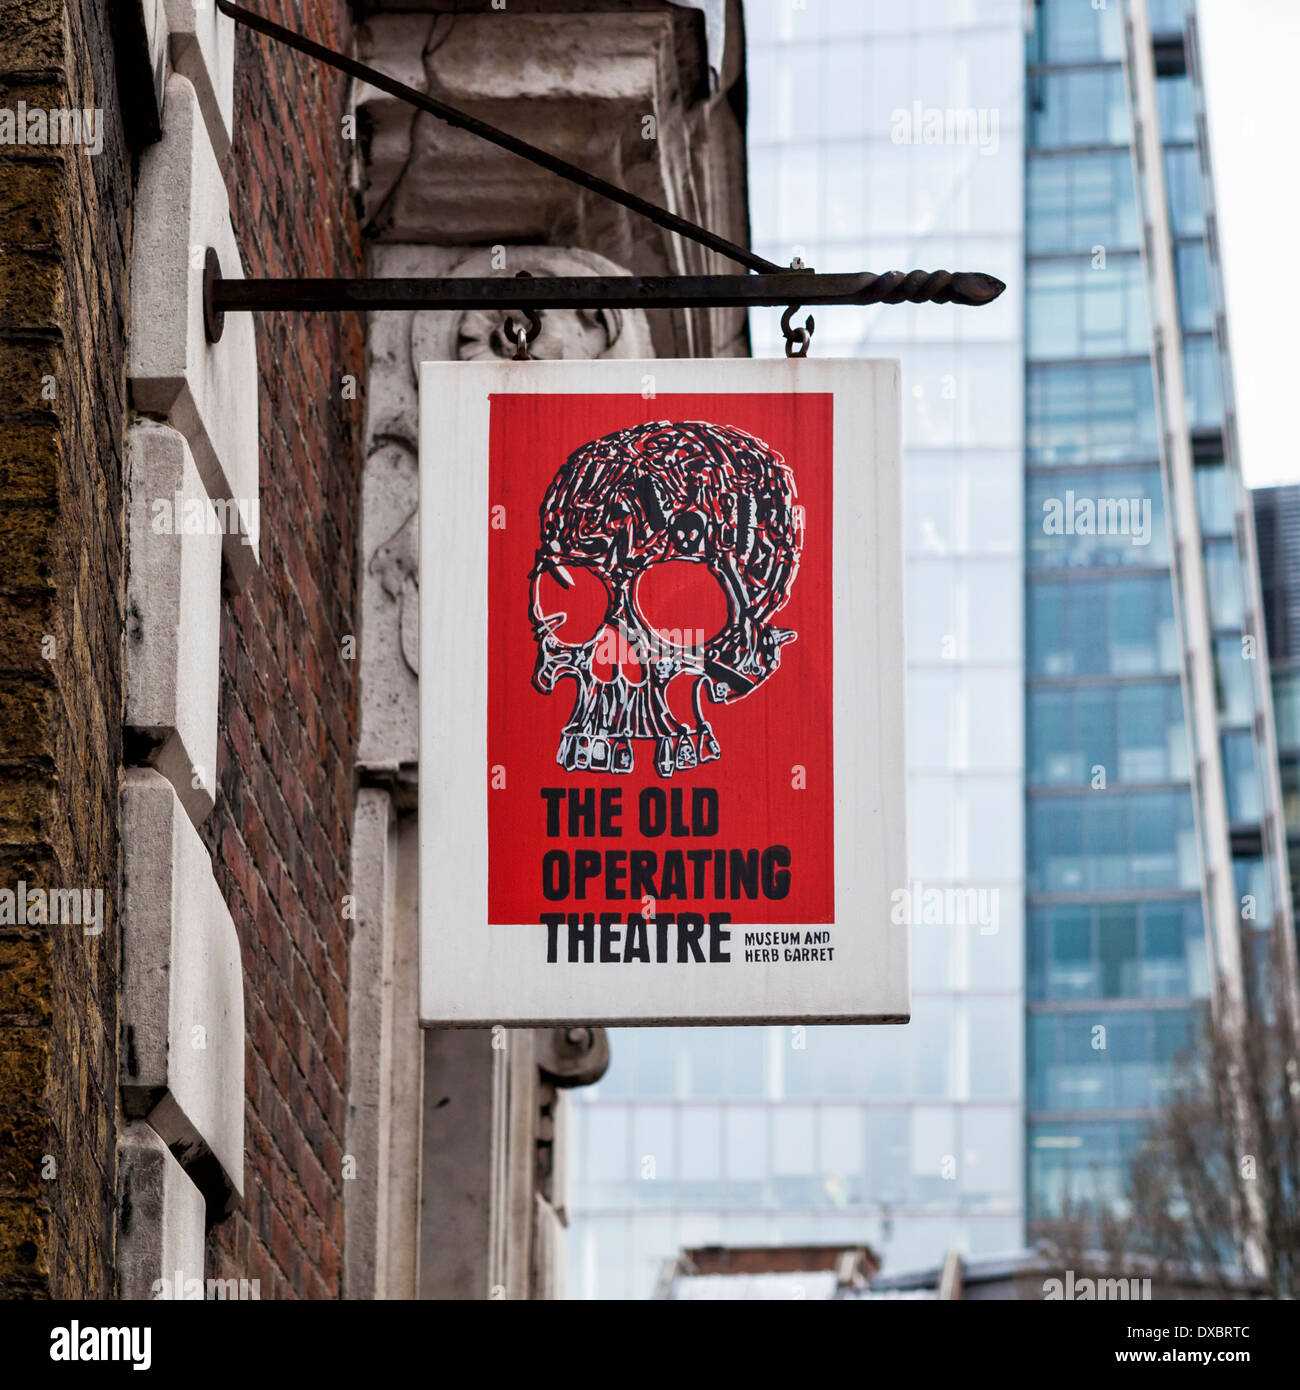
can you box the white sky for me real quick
[1197,0,1300,488]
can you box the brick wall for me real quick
[0,0,130,1298]
[201,3,365,1299]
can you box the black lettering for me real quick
[629,850,658,901]
[605,850,628,899]
[599,788,623,837]
[729,848,759,899]
[569,911,594,963]
[568,788,597,837]
[542,850,569,901]
[599,912,621,963]
[541,788,565,838]
[655,912,673,961]
[693,787,719,836]
[542,912,565,962]
[574,849,601,899]
[708,911,731,962]
[624,913,650,963]
[762,845,792,899]
[639,786,666,836]
[661,850,687,898]
[686,848,712,897]
[677,911,706,962]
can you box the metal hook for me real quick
[781,304,814,358]
[503,269,543,360]
[502,307,541,359]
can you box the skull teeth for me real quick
[652,730,719,777]
[558,733,635,774]
[556,728,720,777]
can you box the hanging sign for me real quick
[419,358,907,1026]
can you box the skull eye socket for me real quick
[533,563,608,645]
[633,559,729,651]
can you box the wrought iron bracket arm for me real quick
[203,256,1005,342]
[206,5,1007,343]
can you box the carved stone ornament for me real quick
[536,1027,611,1090]
[410,246,653,367]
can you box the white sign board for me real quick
[419,358,907,1026]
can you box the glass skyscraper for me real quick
[566,0,1293,1299]
[1253,483,1300,921]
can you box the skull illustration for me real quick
[530,420,804,776]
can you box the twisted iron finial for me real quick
[863,270,1006,306]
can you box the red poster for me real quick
[420,358,906,1026]
[486,392,836,938]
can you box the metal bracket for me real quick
[203,247,224,344]
[202,256,1004,342]
[207,4,1007,337]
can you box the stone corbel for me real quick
[128,72,259,589]
[120,769,245,1217]
[125,421,221,827]
[116,1122,206,1300]
[164,0,236,160]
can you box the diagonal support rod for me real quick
[208,4,1008,342]
[214,0,782,274]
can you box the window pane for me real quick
[1157,73,1195,142]
[1028,466,1166,571]
[1030,67,1130,150]
[1175,242,1213,333]
[725,1106,768,1184]
[1195,462,1232,536]
[1028,789,1195,891]
[1222,730,1262,824]
[1140,901,1191,998]
[1164,147,1204,237]
[1050,905,1095,999]
[1032,0,1124,63]
[1183,335,1223,430]
[1215,634,1255,723]
[1030,576,1178,677]
[679,1109,721,1182]
[967,999,1019,1100]
[1028,151,1139,254]
[1204,538,1244,629]
[1274,672,1300,750]
[1098,903,1139,996]
[1028,361,1158,465]
[818,1109,864,1205]
[1028,255,1148,359]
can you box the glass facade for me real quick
[1024,0,1200,1227]
[566,0,1289,1296]
[1253,483,1300,920]
[568,0,1026,1299]
[1025,0,1288,1231]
